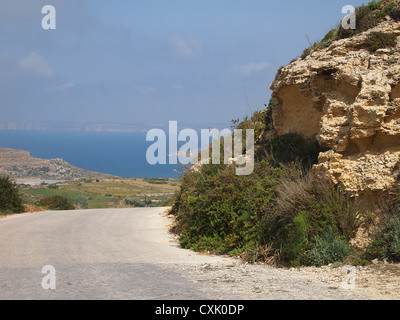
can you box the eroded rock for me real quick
[270,20,400,197]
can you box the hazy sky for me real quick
[0,0,366,129]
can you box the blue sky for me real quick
[0,0,366,130]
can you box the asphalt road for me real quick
[0,208,225,300]
[0,208,371,300]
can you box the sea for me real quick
[0,130,182,178]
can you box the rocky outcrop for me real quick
[270,19,400,197]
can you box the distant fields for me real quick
[20,177,180,210]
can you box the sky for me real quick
[0,0,366,130]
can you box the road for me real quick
[0,208,226,300]
[0,208,379,300]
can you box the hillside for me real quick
[170,1,400,268]
[0,147,112,180]
[271,6,400,201]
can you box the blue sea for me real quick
[0,130,182,178]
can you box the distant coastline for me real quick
[0,121,158,133]
[0,130,181,179]
[0,147,113,180]
[0,120,231,133]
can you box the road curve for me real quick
[0,208,226,300]
[0,208,370,300]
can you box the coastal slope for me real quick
[0,147,112,180]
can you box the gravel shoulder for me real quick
[169,259,400,300]
[162,211,400,300]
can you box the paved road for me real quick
[0,208,369,300]
[0,208,226,300]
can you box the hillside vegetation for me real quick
[301,0,400,59]
[171,108,400,267]
[170,1,400,267]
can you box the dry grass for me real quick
[23,204,45,213]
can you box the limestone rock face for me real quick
[270,20,400,196]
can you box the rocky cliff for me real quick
[270,15,400,198]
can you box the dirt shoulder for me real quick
[162,210,400,300]
[164,252,400,300]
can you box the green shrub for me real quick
[385,2,396,12]
[75,195,88,209]
[39,196,74,210]
[171,153,361,266]
[170,161,283,256]
[301,28,339,58]
[264,97,279,127]
[354,258,369,266]
[319,184,362,240]
[0,176,24,215]
[235,112,266,150]
[376,216,400,261]
[307,228,351,267]
[125,198,152,207]
[302,2,398,55]
[376,10,386,18]
[363,190,400,260]
[357,2,382,29]
[301,46,313,60]
[281,214,309,267]
[321,29,338,43]
[125,198,145,207]
[389,6,400,20]
[375,2,397,18]
[338,3,383,39]
[267,173,361,265]
[366,32,398,52]
[368,1,382,11]
[264,133,323,169]
[267,97,280,109]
